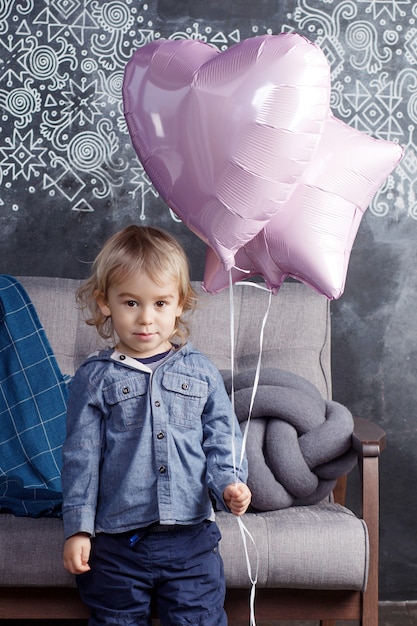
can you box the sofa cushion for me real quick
[17,277,111,377]
[216,504,368,591]
[17,277,331,399]
[0,504,368,591]
[188,281,331,399]
[0,514,74,587]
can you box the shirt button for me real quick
[159,465,166,474]
[122,387,129,394]
[119,355,126,360]
[182,382,189,390]
[155,400,161,407]
[157,432,164,440]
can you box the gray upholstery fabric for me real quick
[0,277,368,592]
[0,513,75,587]
[216,504,368,591]
[16,276,111,376]
[15,278,332,398]
[0,504,367,591]
[188,281,332,399]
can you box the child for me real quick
[62,225,251,626]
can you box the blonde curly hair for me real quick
[77,225,197,344]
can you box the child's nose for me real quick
[139,306,153,325]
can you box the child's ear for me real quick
[95,290,111,318]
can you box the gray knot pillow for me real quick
[222,368,357,511]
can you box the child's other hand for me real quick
[63,533,91,574]
[223,483,252,516]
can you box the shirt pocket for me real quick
[103,377,148,432]
[162,371,208,429]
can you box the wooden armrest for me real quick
[352,416,386,457]
[329,417,386,506]
[349,416,386,621]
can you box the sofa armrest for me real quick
[352,416,387,458]
[350,416,386,542]
[332,417,386,506]
[351,416,386,622]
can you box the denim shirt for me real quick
[61,343,248,539]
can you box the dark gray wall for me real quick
[0,1,415,601]
[333,214,417,600]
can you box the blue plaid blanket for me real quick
[0,275,69,517]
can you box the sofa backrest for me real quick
[17,277,331,399]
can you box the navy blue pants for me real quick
[76,521,227,626]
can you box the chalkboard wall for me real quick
[0,0,415,602]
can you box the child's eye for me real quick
[126,300,138,308]
[155,301,166,308]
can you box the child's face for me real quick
[97,272,183,359]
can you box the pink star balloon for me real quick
[203,114,404,299]
[123,33,331,271]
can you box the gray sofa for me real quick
[0,276,385,624]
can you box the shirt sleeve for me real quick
[201,368,248,512]
[61,366,104,539]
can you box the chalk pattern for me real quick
[0,0,414,225]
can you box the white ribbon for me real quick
[228,273,272,626]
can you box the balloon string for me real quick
[236,282,272,475]
[233,265,251,274]
[228,271,237,484]
[234,280,271,292]
[237,516,259,626]
[228,274,272,626]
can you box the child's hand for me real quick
[63,533,91,574]
[223,483,252,516]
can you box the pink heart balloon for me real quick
[123,33,331,271]
[203,114,404,299]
